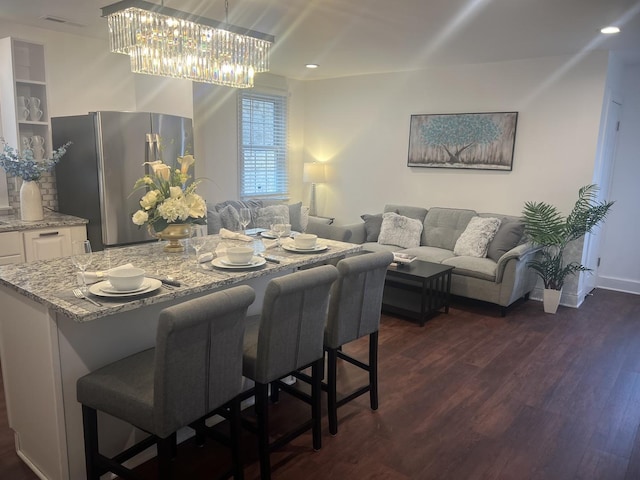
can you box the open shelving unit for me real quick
[0,37,52,211]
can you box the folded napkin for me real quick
[78,263,135,285]
[262,239,279,250]
[197,252,214,263]
[219,228,253,242]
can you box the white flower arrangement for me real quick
[130,154,206,232]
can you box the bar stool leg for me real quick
[255,382,271,480]
[81,405,101,480]
[230,397,244,480]
[312,358,323,450]
[157,435,174,480]
[370,331,379,410]
[327,348,339,435]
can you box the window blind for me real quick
[238,91,288,198]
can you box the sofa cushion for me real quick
[361,213,384,242]
[487,219,525,262]
[361,242,398,253]
[255,204,290,229]
[219,204,241,231]
[401,246,455,264]
[442,256,497,282]
[206,208,223,234]
[378,212,423,249]
[214,199,264,229]
[384,204,428,223]
[453,217,501,258]
[422,207,477,250]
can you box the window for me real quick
[238,91,288,198]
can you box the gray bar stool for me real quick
[324,251,394,435]
[241,265,339,480]
[77,285,256,480]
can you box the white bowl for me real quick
[295,233,318,249]
[108,267,145,291]
[226,246,254,264]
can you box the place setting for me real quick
[211,245,267,270]
[281,233,328,253]
[88,268,162,298]
[60,240,167,310]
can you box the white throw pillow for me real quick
[378,212,423,249]
[453,217,502,258]
[255,205,290,229]
[300,205,310,232]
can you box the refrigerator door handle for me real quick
[145,133,155,165]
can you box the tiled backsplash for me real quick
[6,171,58,214]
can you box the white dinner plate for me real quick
[260,230,299,239]
[282,243,328,253]
[99,281,151,294]
[212,256,267,269]
[89,278,162,298]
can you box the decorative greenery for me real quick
[522,184,614,290]
[130,155,206,232]
[0,138,71,181]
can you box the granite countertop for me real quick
[0,236,361,323]
[0,211,88,233]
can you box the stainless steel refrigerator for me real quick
[52,111,194,251]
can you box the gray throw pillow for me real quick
[288,201,303,232]
[487,220,525,261]
[378,212,423,249]
[207,210,222,234]
[361,213,384,242]
[219,204,240,231]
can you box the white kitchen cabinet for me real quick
[0,231,25,264]
[22,225,86,262]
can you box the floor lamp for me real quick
[303,162,326,216]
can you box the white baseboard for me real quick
[597,276,640,295]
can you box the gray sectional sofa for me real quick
[346,204,540,314]
[206,199,352,241]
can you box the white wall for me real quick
[597,63,640,294]
[193,73,304,206]
[0,21,192,121]
[300,52,609,224]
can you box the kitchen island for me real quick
[0,236,361,480]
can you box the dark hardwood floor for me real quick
[2,289,640,479]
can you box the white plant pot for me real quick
[543,288,562,314]
[20,180,44,222]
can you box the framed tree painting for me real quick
[407,112,518,170]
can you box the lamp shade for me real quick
[303,163,326,183]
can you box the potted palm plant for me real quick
[521,184,614,313]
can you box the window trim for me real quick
[237,90,288,200]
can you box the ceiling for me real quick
[2,0,640,80]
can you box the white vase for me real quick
[543,288,562,314]
[20,180,44,222]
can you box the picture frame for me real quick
[407,112,518,170]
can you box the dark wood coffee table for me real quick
[382,260,454,326]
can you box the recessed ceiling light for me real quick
[601,26,621,34]
[305,64,319,69]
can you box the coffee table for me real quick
[382,260,454,326]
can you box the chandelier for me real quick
[101,0,274,88]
